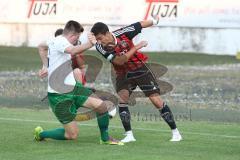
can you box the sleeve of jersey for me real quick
[55,36,72,53]
[95,44,116,63]
[124,22,142,40]
[46,37,53,46]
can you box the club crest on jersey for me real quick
[119,40,129,48]
[117,40,130,55]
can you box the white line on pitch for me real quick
[0,117,239,139]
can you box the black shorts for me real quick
[115,65,160,97]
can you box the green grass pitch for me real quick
[0,46,239,160]
[0,107,239,160]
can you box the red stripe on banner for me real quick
[146,0,178,2]
[29,0,57,1]
[144,2,152,20]
[27,0,35,18]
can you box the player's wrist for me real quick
[132,46,137,52]
[42,64,48,69]
[151,15,159,25]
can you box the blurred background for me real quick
[0,0,240,122]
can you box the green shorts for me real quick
[48,82,92,124]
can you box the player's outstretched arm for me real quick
[65,37,95,55]
[140,15,159,28]
[66,33,97,56]
[65,41,93,56]
[112,41,148,65]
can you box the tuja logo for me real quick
[27,0,57,18]
[144,0,179,20]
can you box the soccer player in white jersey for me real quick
[38,28,86,84]
[34,20,123,145]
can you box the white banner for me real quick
[145,0,240,28]
[0,0,240,28]
[0,0,144,24]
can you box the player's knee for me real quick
[73,68,83,82]
[119,94,129,103]
[66,133,78,140]
[118,90,130,103]
[149,93,164,109]
[95,100,116,114]
[94,101,108,114]
[65,131,79,140]
[70,133,78,140]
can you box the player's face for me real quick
[95,32,116,51]
[70,33,81,45]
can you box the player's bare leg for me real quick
[64,121,79,140]
[73,68,83,84]
[149,93,182,141]
[118,89,136,143]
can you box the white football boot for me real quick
[121,131,136,143]
[170,128,182,142]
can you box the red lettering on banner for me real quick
[144,0,179,20]
[28,0,57,18]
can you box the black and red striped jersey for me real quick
[95,22,148,76]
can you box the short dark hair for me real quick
[54,28,63,37]
[63,20,84,35]
[91,22,109,36]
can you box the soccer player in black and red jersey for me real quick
[90,18,182,142]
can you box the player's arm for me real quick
[140,16,159,28]
[112,41,148,65]
[38,41,48,67]
[65,41,93,56]
[38,41,48,78]
[92,35,148,65]
[121,16,159,40]
[95,41,148,65]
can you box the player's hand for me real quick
[88,32,97,45]
[38,65,48,78]
[152,15,160,25]
[135,41,148,50]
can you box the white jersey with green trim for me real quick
[47,35,76,93]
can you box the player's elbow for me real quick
[38,42,48,51]
[38,45,48,55]
[65,46,77,56]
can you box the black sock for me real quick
[159,103,177,130]
[119,103,132,132]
